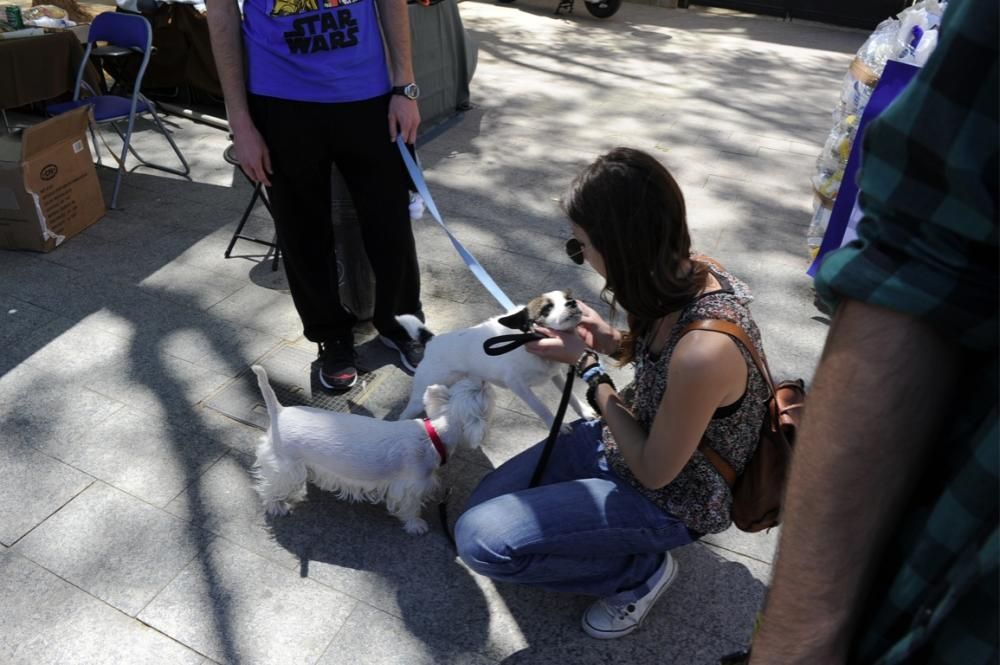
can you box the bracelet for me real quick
[580,364,604,384]
[574,350,600,377]
[585,373,616,414]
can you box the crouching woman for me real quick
[454,147,770,639]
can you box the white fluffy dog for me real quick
[396,290,595,428]
[251,365,495,534]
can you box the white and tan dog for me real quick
[396,291,595,428]
[251,365,494,534]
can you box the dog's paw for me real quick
[403,518,429,535]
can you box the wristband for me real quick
[585,373,616,414]
[581,364,605,384]
[575,350,600,377]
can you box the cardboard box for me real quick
[0,106,105,252]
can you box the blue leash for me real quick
[396,136,517,312]
[397,138,574,548]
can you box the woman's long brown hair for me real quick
[564,147,708,364]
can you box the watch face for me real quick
[405,83,420,99]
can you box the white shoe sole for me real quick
[581,554,679,640]
[379,335,418,374]
[317,370,358,391]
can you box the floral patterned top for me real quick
[602,267,769,535]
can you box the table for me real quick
[0,30,102,110]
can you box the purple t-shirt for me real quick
[242,0,391,103]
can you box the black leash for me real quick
[438,331,576,551]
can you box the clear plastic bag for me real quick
[805,1,948,259]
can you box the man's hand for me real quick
[388,95,420,144]
[232,119,272,187]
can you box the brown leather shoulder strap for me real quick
[698,439,737,486]
[684,317,778,486]
[680,318,775,396]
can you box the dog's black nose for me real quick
[566,298,578,309]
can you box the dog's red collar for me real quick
[422,419,447,466]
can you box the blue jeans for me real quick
[455,419,696,601]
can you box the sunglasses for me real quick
[565,238,584,265]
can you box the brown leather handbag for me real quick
[682,319,806,532]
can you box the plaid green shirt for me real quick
[814,1,998,663]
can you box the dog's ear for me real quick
[422,384,451,419]
[498,307,531,332]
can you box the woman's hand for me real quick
[575,302,620,356]
[524,327,589,366]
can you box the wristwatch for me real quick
[391,83,420,100]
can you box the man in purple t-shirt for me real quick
[207,0,426,389]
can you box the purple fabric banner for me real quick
[808,59,921,277]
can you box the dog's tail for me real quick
[251,365,283,432]
[395,314,435,345]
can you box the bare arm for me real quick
[596,331,746,488]
[530,327,746,489]
[749,300,960,664]
[375,0,420,143]
[205,0,272,185]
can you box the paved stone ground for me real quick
[0,3,865,663]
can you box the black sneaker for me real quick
[379,329,424,374]
[317,337,358,391]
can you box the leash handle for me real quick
[396,137,517,312]
[482,332,545,356]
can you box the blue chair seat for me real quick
[47,96,152,123]
[43,11,188,208]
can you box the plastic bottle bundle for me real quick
[807,1,947,259]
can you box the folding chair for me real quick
[222,143,280,271]
[46,12,190,209]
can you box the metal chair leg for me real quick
[148,106,190,175]
[224,185,264,258]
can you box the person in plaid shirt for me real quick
[749,1,997,663]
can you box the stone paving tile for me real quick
[0,252,115,322]
[83,352,234,428]
[702,523,782,565]
[163,450,302,572]
[14,482,207,616]
[138,536,357,665]
[662,542,770,647]
[35,231,174,284]
[76,205,190,248]
[0,295,60,354]
[39,406,228,508]
[0,550,205,665]
[206,283,305,342]
[134,261,249,312]
[197,406,271,457]
[317,603,500,665]
[0,363,126,452]
[0,443,93,547]
[152,319,285,379]
[13,315,133,380]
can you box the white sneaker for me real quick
[581,552,679,639]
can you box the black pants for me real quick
[249,93,422,343]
